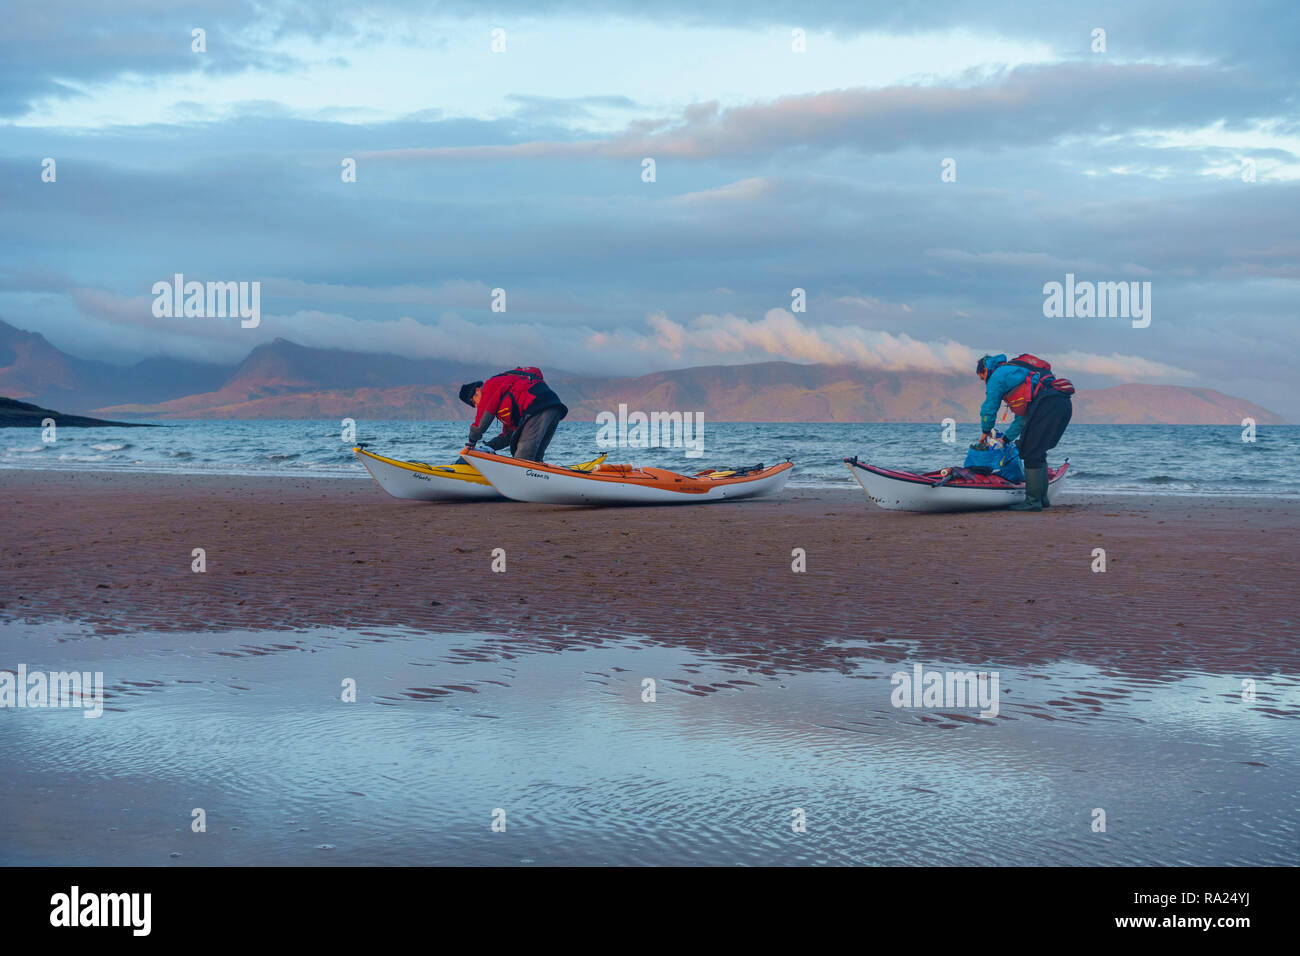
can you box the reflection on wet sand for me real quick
[2,622,1295,866]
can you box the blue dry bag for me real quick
[963,441,1025,483]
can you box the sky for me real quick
[1,1,1297,416]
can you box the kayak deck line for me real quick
[845,457,1068,489]
[465,450,793,494]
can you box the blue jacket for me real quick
[979,354,1033,441]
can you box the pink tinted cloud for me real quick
[364,62,1261,165]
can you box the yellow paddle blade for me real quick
[571,453,608,473]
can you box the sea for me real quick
[2,420,1297,497]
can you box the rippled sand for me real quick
[2,472,1298,865]
[1,622,1296,865]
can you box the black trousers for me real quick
[1017,390,1072,469]
[510,404,567,462]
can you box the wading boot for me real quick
[1009,467,1045,511]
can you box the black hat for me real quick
[975,355,991,375]
[459,381,483,407]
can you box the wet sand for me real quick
[2,470,1298,679]
[2,471,1298,865]
[3,619,1295,865]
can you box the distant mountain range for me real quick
[0,318,1287,425]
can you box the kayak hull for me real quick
[463,450,793,505]
[354,447,501,501]
[355,448,610,502]
[846,459,1069,513]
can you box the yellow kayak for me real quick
[354,447,605,501]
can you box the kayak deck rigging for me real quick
[845,456,1069,512]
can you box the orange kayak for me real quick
[462,450,793,505]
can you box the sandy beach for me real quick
[3,471,1298,866]
[3,470,1298,677]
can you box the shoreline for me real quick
[2,462,1298,501]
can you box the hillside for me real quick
[94,361,1287,425]
[1,319,1287,425]
[0,396,156,428]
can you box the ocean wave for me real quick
[3,422,1296,498]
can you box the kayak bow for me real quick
[354,447,605,502]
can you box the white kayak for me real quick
[462,449,794,505]
[354,447,605,502]
[845,457,1069,512]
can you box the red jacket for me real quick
[468,368,564,444]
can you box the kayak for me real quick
[353,447,605,501]
[462,449,793,505]
[845,457,1069,512]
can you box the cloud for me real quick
[2,9,1295,415]
[1052,350,1195,382]
[32,282,1196,386]
[505,94,642,124]
[365,62,1292,164]
[926,249,1110,274]
[587,309,1193,382]
[669,177,780,205]
[0,0,313,118]
[54,283,589,367]
[7,0,1300,124]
